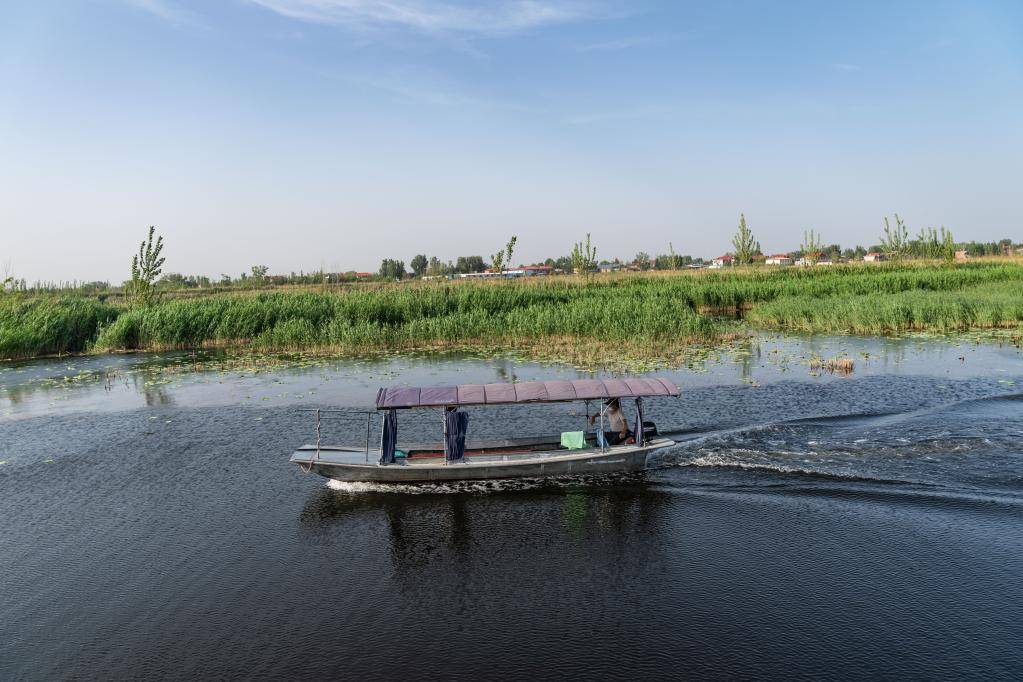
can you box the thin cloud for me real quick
[247,0,599,35]
[833,62,860,72]
[339,69,536,112]
[121,0,201,26]
[563,104,676,126]
[575,33,680,52]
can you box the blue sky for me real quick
[2,0,1021,282]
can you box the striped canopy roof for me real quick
[375,378,679,410]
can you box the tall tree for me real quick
[940,227,957,265]
[455,256,486,274]
[880,213,909,261]
[378,259,406,280]
[489,250,504,273]
[731,214,760,265]
[490,235,518,273]
[633,251,652,270]
[800,230,823,265]
[571,233,597,275]
[503,235,517,269]
[128,226,166,306]
[410,254,428,277]
[668,242,680,271]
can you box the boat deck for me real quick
[290,442,623,467]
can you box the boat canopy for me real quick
[375,378,679,410]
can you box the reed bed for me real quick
[747,280,1023,333]
[91,284,716,354]
[3,261,1023,361]
[0,297,119,359]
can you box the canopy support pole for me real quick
[365,412,371,462]
[315,409,321,459]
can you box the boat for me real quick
[290,378,681,483]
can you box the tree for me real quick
[454,256,486,274]
[668,242,680,271]
[489,236,518,274]
[489,250,504,273]
[880,213,909,261]
[940,226,957,265]
[426,256,444,276]
[731,214,760,265]
[633,251,652,270]
[251,265,269,282]
[843,246,869,261]
[571,233,597,276]
[552,255,573,272]
[800,229,823,265]
[127,226,166,306]
[504,235,517,270]
[410,254,428,277]
[378,259,406,280]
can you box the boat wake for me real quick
[325,472,647,496]
[654,390,1023,492]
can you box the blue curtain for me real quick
[379,409,397,464]
[634,397,645,446]
[445,409,469,462]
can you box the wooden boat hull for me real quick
[290,437,675,483]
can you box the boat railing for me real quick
[297,409,378,463]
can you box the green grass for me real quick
[0,297,119,359]
[746,279,1023,333]
[91,283,716,352]
[2,260,1023,363]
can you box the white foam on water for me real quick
[325,473,635,496]
[684,452,864,479]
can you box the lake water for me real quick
[2,334,1022,679]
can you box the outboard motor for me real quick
[642,421,659,440]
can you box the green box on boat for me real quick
[560,432,586,450]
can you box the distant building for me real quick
[794,253,834,266]
[516,265,553,276]
[955,250,970,261]
[765,254,793,266]
[457,266,553,279]
[355,272,374,280]
[863,252,886,262]
[459,271,502,279]
[1001,243,1014,257]
[710,255,733,268]
[597,261,622,273]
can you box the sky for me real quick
[1,0,1022,283]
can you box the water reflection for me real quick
[298,476,674,585]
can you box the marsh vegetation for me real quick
[3,261,1022,366]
